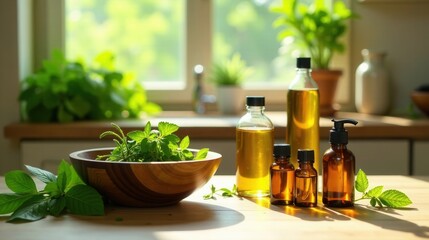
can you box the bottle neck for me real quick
[274,156,290,162]
[330,143,348,150]
[289,68,318,90]
[299,161,314,169]
[246,106,264,114]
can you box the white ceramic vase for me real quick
[216,86,244,115]
[355,49,390,115]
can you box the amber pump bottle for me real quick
[270,144,295,205]
[236,96,274,197]
[286,57,320,171]
[294,149,318,207]
[322,119,358,207]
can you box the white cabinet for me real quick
[413,141,429,175]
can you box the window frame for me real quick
[34,0,353,111]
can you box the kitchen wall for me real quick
[350,1,429,115]
[1,1,429,175]
[0,1,21,175]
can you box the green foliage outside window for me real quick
[66,0,298,86]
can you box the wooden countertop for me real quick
[4,111,429,140]
[1,175,428,240]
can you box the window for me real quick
[36,0,351,110]
[66,0,186,89]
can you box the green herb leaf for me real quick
[25,165,57,184]
[0,193,34,214]
[48,197,66,216]
[355,169,369,193]
[367,185,383,198]
[370,197,377,207]
[158,121,179,136]
[179,136,190,149]
[100,121,209,162]
[57,160,85,192]
[7,195,49,222]
[378,190,413,208]
[127,130,146,142]
[5,170,37,194]
[354,169,412,208]
[44,182,61,198]
[195,148,209,160]
[203,184,238,200]
[65,185,104,216]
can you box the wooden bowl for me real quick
[411,91,429,116]
[69,148,222,207]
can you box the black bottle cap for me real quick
[297,57,311,69]
[273,144,291,158]
[246,96,265,106]
[297,149,314,163]
[329,119,359,144]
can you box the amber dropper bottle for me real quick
[294,149,318,207]
[322,119,358,207]
[270,144,295,205]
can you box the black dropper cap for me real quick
[297,149,314,163]
[273,144,291,158]
[297,57,311,69]
[246,96,265,106]
[329,119,359,144]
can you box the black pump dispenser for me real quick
[329,119,358,144]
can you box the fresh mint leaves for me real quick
[203,184,239,200]
[0,161,104,222]
[354,169,412,208]
[98,121,209,162]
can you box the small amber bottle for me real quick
[294,149,318,207]
[270,144,295,205]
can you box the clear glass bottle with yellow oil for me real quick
[286,57,320,171]
[236,96,274,197]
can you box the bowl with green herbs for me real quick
[69,121,222,207]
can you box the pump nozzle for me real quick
[329,119,358,144]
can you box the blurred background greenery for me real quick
[65,0,311,88]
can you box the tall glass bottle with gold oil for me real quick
[286,57,320,171]
[236,96,274,197]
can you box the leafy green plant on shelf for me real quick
[270,0,357,69]
[208,53,251,87]
[19,50,161,123]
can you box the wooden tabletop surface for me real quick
[4,111,429,140]
[1,175,429,240]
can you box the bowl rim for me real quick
[69,147,222,165]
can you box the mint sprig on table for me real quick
[203,184,239,200]
[0,161,104,222]
[354,169,412,208]
[98,121,209,162]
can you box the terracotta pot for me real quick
[311,69,342,117]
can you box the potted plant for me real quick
[209,53,251,115]
[271,0,357,116]
[19,50,161,122]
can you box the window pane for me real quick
[65,0,185,88]
[213,0,295,87]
